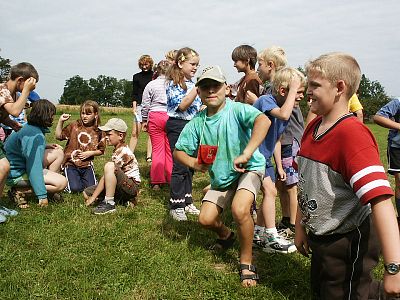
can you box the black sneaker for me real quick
[93,201,116,215]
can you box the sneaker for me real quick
[0,206,18,217]
[262,235,297,254]
[185,203,200,215]
[253,227,266,248]
[276,221,288,231]
[93,201,116,215]
[0,214,6,223]
[170,208,187,221]
[277,227,295,241]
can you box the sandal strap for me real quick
[240,273,260,282]
[239,264,257,272]
[215,232,235,249]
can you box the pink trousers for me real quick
[148,111,172,185]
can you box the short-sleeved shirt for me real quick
[59,120,106,168]
[253,94,289,161]
[112,144,141,183]
[175,99,266,190]
[235,72,263,103]
[348,94,363,113]
[166,80,202,120]
[297,114,393,235]
[376,97,400,148]
[280,106,304,146]
[0,83,15,124]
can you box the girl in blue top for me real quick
[165,47,202,221]
[5,100,67,208]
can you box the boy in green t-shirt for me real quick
[174,66,270,287]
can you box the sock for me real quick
[265,227,278,237]
[281,217,291,227]
[105,196,115,206]
[289,223,296,232]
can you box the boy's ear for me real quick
[278,86,287,97]
[336,80,346,96]
[267,61,274,70]
[225,84,230,96]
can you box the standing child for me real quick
[295,53,400,299]
[373,97,400,226]
[55,100,105,193]
[0,62,38,219]
[165,47,202,221]
[84,118,140,214]
[129,54,154,159]
[5,100,67,208]
[231,45,263,104]
[141,60,172,190]
[174,66,270,287]
[252,67,306,253]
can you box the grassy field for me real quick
[0,108,393,300]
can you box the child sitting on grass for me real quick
[173,66,270,287]
[5,100,67,208]
[55,100,105,193]
[84,118,140,214]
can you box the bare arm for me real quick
[269,76,301,121]
[373,115,400,130]
[55,114,71,140]
[173,149,209,173]
[370,196,400,296]
[234,114,271,172]
[354,109,363,122]
[273,138,286,181]
[85,176,105,206]
[3,77,36,117]
[178,88,198,112]
[295,207,310,257]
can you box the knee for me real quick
[231,203,250,224]
[104,162,115,173]
[54,147,64,160]
[57,176,68,191]
[198,212,215,228]
[0,158,10,174]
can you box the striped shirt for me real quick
[297,114,393,235]
[141,75,168,121]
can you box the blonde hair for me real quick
[138,55,154,70]
[271,67,306,96]
[305,52,361,98]
[166,47,199,90]
[258,46,287,70]
[165,49,177,62]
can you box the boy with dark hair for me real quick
[231,45,262,104]
[174,65,270,287]
[295,52,400,299]
[0,62,38,217]
[84,118,140,214]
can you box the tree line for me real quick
[0,54,392,118]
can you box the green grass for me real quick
[0,110,393,299]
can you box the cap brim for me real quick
[195,77,226,86]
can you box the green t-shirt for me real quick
[176,99,266,190]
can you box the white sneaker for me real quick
[253,227,266,248]
[170,208,187,221]
[262,234,297,254]
[184,203,200,215]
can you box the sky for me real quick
[2,0,400,103]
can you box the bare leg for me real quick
[146,136,152,160]
[286,184,298,225]
[198,201,231,239]
[231,189,257,287]
[256,177,277,229]
[0,158,10,197]
[104,162,117,197]
[43,147,64,172]
[43,170,67,193]
[129,122,141,152]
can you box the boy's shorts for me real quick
[6,169,49,187]
[84,167,139,203]
[202,171,263,210]
[387,146,400,175]
[134,105,143,123]
[0,140,6,159]
[265,158,276,182]
[281,140,300,185]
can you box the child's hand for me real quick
[85,196,96,206]
[46,143,63,150]
[295,224,310,257]
[383,273,400,298]
[22,77,37,93]
[289,75,301,91]
[277,167,286,181]
[245,91,258,104]
[78,151,92,160]
[233,153,251,173]
[59,114,71,122]
[192,159,209,173]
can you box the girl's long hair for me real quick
[27,99,56,128]
[80,100,101,127]
[166,47,198,90]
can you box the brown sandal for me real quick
[8,188,29,209]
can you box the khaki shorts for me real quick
[202,171,263,209]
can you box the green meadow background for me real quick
[0,107,392,300]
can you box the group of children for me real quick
[1,47,400,298]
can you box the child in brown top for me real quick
[55,100,105,193]
[231,45,263,104]
[84,118,140,214]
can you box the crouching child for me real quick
[84,118,140,214]
[173,66,270,287]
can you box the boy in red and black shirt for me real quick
[295,52,400,299]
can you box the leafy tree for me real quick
[88,75,123,107]
[120,79,133,108]
[60,75,92,105]
[0,55,11,83]
[358,74,390,119]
